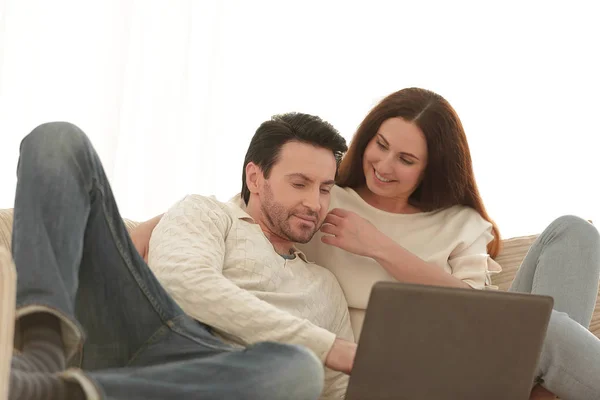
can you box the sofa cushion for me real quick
[0,209,12,251]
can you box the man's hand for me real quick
[529,384,557,400]
[325,338,357,374]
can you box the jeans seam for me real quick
[531,260,541,294]
[168,315,235,353]
[94,181,171,323]
[125,324,171,367]
[125,316,234,366]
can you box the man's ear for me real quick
[245,162,263,195]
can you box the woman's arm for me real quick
[371,234,470,288]
[130,213,164,262]
[320,208,476,289]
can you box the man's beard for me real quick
[260,183,320,244]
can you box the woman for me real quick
[297,88,600,400]
[132,88,600,399]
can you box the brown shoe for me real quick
[0,248,16,400]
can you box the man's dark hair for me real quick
[241,112,347,204]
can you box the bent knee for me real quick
[548,215,599,246]
[23,122,88,151]
[21,122,91,165]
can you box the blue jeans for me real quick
[510,215,600,400]
[12,122,324,400]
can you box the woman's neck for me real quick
[355,186,421,214]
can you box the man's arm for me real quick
[148,195,343,365]
[322,303,356,398]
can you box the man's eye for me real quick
[292,183,305,188]
[320,188,331,194]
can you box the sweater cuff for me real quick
[303,325,337,363]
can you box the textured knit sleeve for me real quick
[147,195,336,361]
[447,214,502,290]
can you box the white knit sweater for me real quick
[148,194,354,399]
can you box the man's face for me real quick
[257,141,337,244]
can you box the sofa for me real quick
[1,208,598,340]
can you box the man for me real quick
[0,116,346,400]
[146,113,356,399]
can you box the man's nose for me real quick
[303,189,322,213]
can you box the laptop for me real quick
[345,282,553,400]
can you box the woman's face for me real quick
[361,117,428,206]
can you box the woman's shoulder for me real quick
[435,205,491,229]
[438,204,482,219]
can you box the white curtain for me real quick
[1,0,598,238]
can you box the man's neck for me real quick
[260,229,294,256]
[245,197,294,256]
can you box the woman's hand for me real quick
[320,208,383,258]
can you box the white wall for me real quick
[1,0,598,238]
